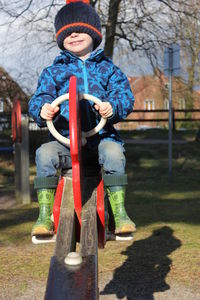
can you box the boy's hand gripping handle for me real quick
[46,91,107,146]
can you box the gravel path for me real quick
[99,272,200,300]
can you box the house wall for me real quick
[116,73,200,130]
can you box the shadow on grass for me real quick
[101,226,181,299]
[0,207,38,230]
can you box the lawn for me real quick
[0,129,200,298]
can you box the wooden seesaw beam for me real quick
[45,176,99,300]
[44,76,105,300]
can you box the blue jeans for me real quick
[35,140,126,177]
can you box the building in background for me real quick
[0,67,29,132]
[116,69,200,130]
[0,67,28,114]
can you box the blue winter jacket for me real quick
[28,49,135,148]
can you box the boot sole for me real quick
[32,235,56,244]
[31,227,54,237]
[115,224,136,235]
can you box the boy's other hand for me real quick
[94,102,113,118]
[40,103,59,120]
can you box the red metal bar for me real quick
[69,76,83,225]
[97,175,105,248]
[53,177,65,233]
[11,98,22,143]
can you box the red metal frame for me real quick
[53,76,105,247]
[53,177,65,233]
[97,175,105,248]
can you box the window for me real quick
[144,99,155,110]
[179,98,186,110]
[164,99,169,110]
[164,83,169,89]
[0,99,3,112]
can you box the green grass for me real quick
[0,129,200,297]
[120,128,197,141]
[123,137,200,288]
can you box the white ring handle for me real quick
[46,93,107,146]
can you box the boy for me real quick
[29,0,136,237]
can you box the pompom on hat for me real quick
[55,0,102,50]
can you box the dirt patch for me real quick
[99,271,200,300]
[1,272,198,300]
[0,195,16,209]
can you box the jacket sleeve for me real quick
[106,63,135,124]
[28,68,58,127]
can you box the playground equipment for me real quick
[32,76,133,298]
[43,76,106,299]
[11,98,30,204]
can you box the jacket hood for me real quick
[53,48,105,65]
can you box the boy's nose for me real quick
[70,32,79,37]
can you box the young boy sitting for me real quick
[28,0,136,237]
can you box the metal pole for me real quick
[168,47,173,182]
[14,142,22,204]
[20,114,30,204]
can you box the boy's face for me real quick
[63,32,94,59]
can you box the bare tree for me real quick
[0,0,199,93]
[169,0,200,108]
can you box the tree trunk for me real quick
[104,0,122,58]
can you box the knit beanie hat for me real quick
[55,0,102,50]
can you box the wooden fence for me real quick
[118,109,200,130]
[123,109,200,122]
[1,109,200,132]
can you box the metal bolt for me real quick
[64,252,82,266]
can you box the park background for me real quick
[0,1,200,299]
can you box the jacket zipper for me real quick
[81,60,94,133]
[82,61,88,94]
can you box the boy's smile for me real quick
[69,40,84,46]
[63,32,94,60]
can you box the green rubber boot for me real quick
[31,177,58,237]
[104,174,136,235]
[106,187,136,234]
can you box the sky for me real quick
[1,1,199,102]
